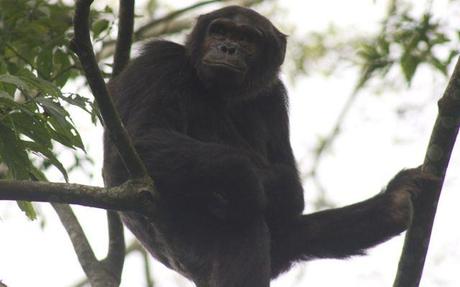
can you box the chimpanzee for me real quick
[103,5,435,287]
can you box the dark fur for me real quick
[103,6,431,287]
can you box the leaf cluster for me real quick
[0,0,114,217]
[357,5,459,89]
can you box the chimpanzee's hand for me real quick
[383,167,440,228]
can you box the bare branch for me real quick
[70,0,151,182]
[112,0,135,77]
[0,179,155,214]
[102,211,125,280]
[103,0,133,280]
[71,241,146,287]
[141,245,155,287]
[53,204,98,275]
[394,57,460,287]
[54,204,123,287]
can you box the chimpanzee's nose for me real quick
[218,43,237,55]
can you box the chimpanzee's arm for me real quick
[270,168,438,278]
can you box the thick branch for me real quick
[0,179,155,214]
[393,57,460,287]
[112,0,135,77]
[70,0,150,182]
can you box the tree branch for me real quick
[140,245,155,287]
[0,179,156,214]
[71,241,148,287]
[54,204,122,287]
[70,0,151,183]
[112,0,135,77]
[102,211,125,280]
[98,0,135,283]
[53,203,99,277]
[393,56,460,287]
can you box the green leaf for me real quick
[47,116,84,150]
[400,52,420,84]
[53,49,73,87]
[8,111,52,148]
[36,97,69,122]
[38,6,51,17]
[92,19,110,39]
[0,74,30,90]
[446,50,459,67]
[37,48,54,79]
[90,100,102,124]
[35,97,85,150]
[0,91,10,98]
[0,73,61,98]
[17,201,37,220]
[28,165,48,182]
[19,71,61,98]
[104,5,114,13]
[0,94,38,117]
[431,32,450,45]
[428,56,447,76]
[23,141,68,182]
[61,93,92,115]
[0,121,31,179]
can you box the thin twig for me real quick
[141,246,155,287]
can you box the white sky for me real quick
[1,1,459,286]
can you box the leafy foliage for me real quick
[0,0,113,218]
[288,1,459,91]
[357,5,458,89]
